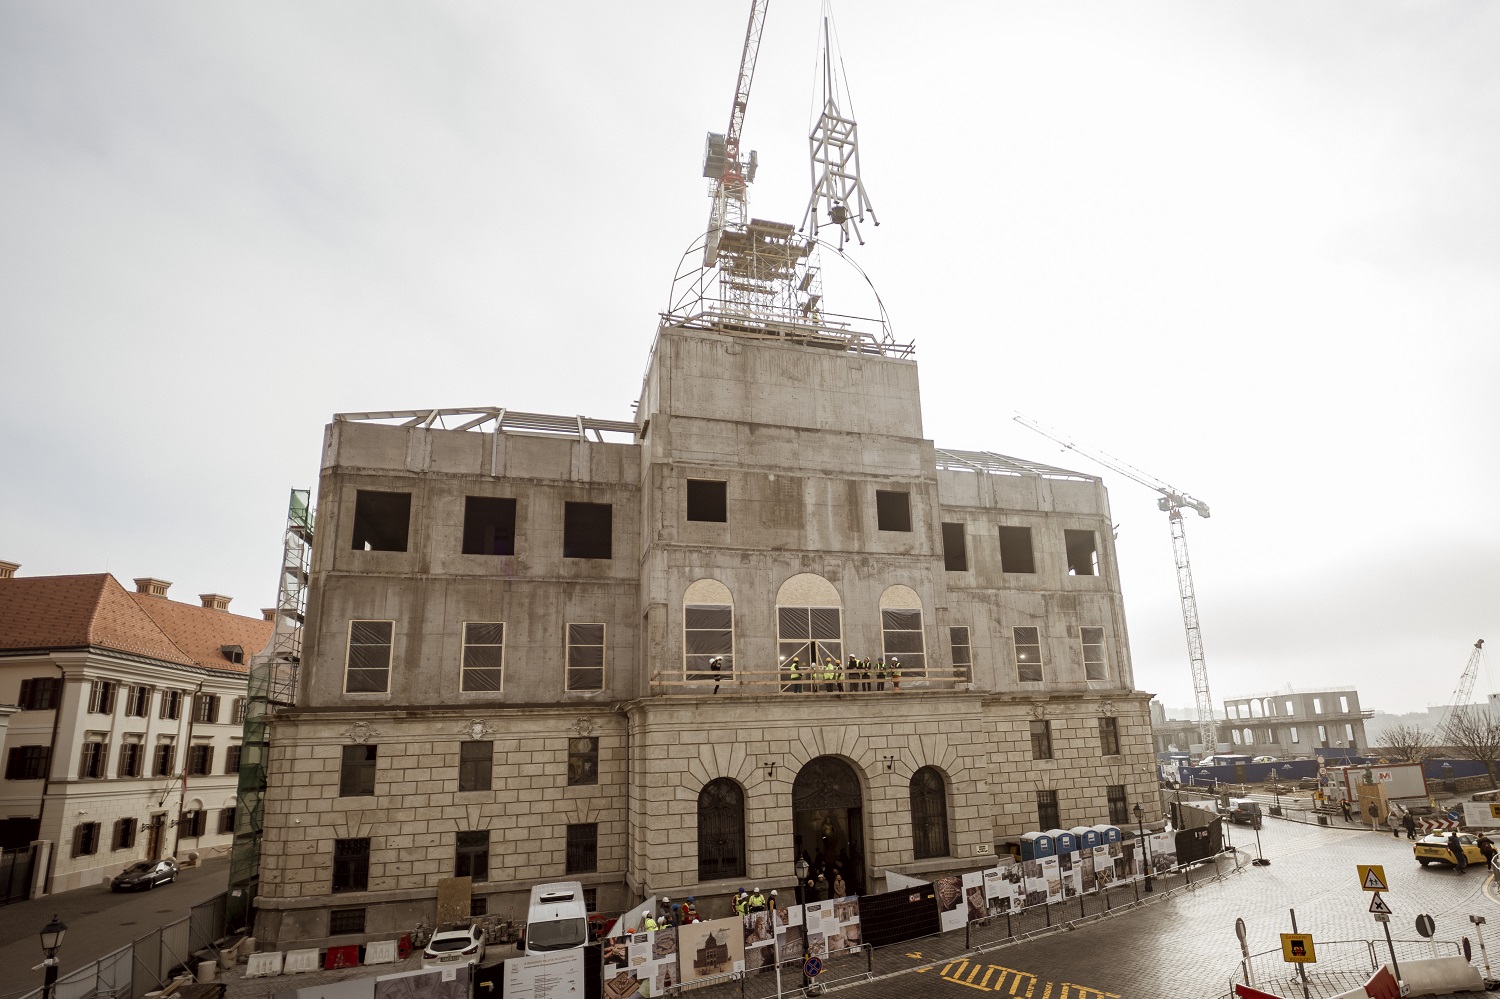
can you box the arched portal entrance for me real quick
[792,756,866,895]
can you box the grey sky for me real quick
[2,2,1496,715]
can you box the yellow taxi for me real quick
[1414,831,1487,868]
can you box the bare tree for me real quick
[1441,709,1500,788]
[1374,723,1435,763]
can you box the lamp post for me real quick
[39,914,67,999]
[794,856,809,906]
[1133,804,1154,893]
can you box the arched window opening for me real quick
[910,767,949,860]
[698,778,745,881]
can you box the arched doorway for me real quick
[792,757,865,895]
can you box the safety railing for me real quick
[650,666,971,696]
[1225,937,1465,998]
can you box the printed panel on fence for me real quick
[803,897,861,957]
[602,926,679,997]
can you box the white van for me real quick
[522,881,589,956]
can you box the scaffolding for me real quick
[226,488,313,932]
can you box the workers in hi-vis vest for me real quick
[787,657,802,694]
[875,657,886,691]
[890,657,901,690]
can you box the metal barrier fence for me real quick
[1225,937,1465,998]
[16,892,227,999]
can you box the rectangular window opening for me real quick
[153,742,175,777]
[458,741,493,792]
[881,608,926,676]
[455,830,490,883]
[686,480,728,523]
[1029,720,1053,760]
[568,737,599,786]
[685,605,733,680]
[470,897,488,917]
[563,502,612,559]
[340,744,377,797]
[73,822,101,858]
[225,745,243,774]
[79,739,108,779]
[998,526,1036,573]
[1099,717,1121,756]
[351,489,411,552]
[329,908,366,936]
[17,677,61,711]
[461,622,505,693]
[566,623,606,691]
[1081,627,1108,682]
[332,838,370,893]
[1106,785,1129,825]
[5,746,49,781]
[219,807,237,834]
[1014,626,1043,683]
[160,690,182,720]
[345,620,394,694]
[566,823,598,874]
[1036,790,1060,831]
[112,817,136,851]
[462,496,517,556]
[186,744,215,776]
[1064,529,1099,576]
[941,522,967,571]
[875,490,912,532]
[949,626,972,682]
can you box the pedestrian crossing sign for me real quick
[1281,933,1316,964]
[1369,892,1392,916]
[1358,865,1389,892]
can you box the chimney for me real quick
[0,560,18,579]
[261,608,277,622]
[134,577,171,598]
[199,593,232,612]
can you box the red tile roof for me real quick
[0,573,272,673]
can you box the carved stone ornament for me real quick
[569,717,596,738]
[463,719,497,740]
[345,721,378,744]
[1101,700,1117,717]
[1032,703,1046,720]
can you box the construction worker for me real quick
[642,909,659,932]
[747,886,768,912]
[875,657,886,692]
[681,896,700,923]
[709,657,723,695]
[767,889,779,914]
[847,655,859,694]
[733,888,749,916]
[863,656,874,692]
[891,657,901,691]
[787,657,802,694]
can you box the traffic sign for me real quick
[1416,914,1436,938]
[1373,913,1391,924]
[1280,933,1316,964]
[804,957,822,978]
[1358,865,1389,892]
[1369,892,1392,916]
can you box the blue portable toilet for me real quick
[1092,824,1122,845]
[1070,826,1101,850]
[1050,829,1077,855]
[1019,831,1055,860]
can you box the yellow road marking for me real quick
[927,958,1119,997]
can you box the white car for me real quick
[422,923,486,969]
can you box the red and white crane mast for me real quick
[701,0,768,267]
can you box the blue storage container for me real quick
[1018,831,1055,860]
[1050,829,1077,855]
[1092,824,1122,844]
[1070,826,1101,850]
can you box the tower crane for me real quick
[1014,415,1218,754]
[701,0,768,268]
[1434,639,1487,739]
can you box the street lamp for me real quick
[794,856,809,906]
[1133,804,1154,893]
[38,914,67,999]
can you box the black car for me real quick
[111,858,179,891]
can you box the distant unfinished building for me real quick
[252,311,1161,948]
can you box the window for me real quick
[1099,717,1121,756]
[568,738,599,786]
[875,490,912,532]
[79,739,108,779]
[565,623,606,691]
[697,779,745,881]
[1285,700,1295,716]
[160,690,183,720]
[112,817,136,851]
[340,745,377,797]
[351,490,411,552]
[686,480,728,523]
[1242,728,1253,745]
[1345,723,1355,742]
[73,821,101,858]
[455,830,489,882]
[329,908,366,935]
[219,807,237,835]
[17,677,60,711]
[125,685,151,718]
[1231,730,1241,745]
[225,744,242,774]
[566,823,598,874]
[1036,790,1060,830]
[1313,698,1322,714]
[153,742,175,777]
[1030,720,1053,760]
[997,526,1035,573]
[332,838,370,893]
[117,742,143,778]
[776,607,843,683]
[562,502,612,559]
[910,767,949,860]
[941,523,967,571]
[345,620,394,693]
[881,608,926,675]
[470,897,488,917]
[187,745,215,776]
[685,605,734,679]
[1339,695,1349,713]
[87,680,116,715]
[461,622,505,692]
[5,746,48,780]
[1318,725,1328,743]
[1081,627,1108,681]
[1106,785,1129,825]
[1064,529,1099,576]
[462,496,517,555]
[231,698,247,724]
[1290,726,1299,744]
[181,809,207,838]
[1014,627,1043,682]
[1227,704,1238,720]
[459,741,492,792]
[194,694,219,724]
[949,627,971,682]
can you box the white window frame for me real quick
[1080,627,1107,681]
[1339,695,1349,713]
[1290,726,1299,744]
[949,626,971,682]
[565,623,606,692]
[1013,627,1043,683]
[1313,697,1322,714]
[775,606,844,681]
[460,621,506,693]
[344,619,395,694]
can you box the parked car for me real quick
[422,923,487,969]
[110,858,179,892]
[1228,800,1263,827]
[1414,832,1486,868]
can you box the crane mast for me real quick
[1014,415,1218,754]
[1435,639,1487,738]
[702,0,768,267]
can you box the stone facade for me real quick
[253,327,1160,950]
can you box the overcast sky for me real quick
[2,2,1497,716]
